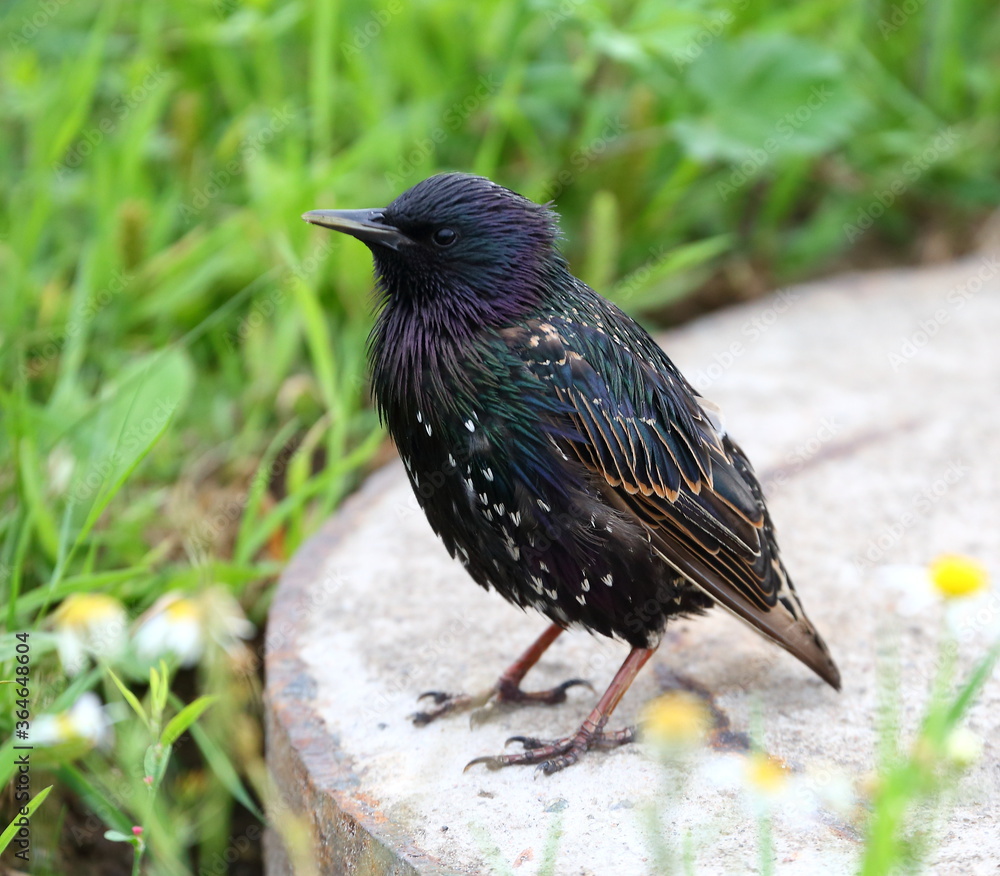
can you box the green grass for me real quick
[1,0,998,872]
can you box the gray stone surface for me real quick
[265,255,1000,875]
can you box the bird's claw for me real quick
[465,725,637,775]
[464,734,582,775]
[417,690,453,705]
[410,691,473,726]
[414,677,593,728]
[494,676,594,706]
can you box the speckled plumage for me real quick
[303,173,839,772]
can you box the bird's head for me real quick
[303,173,566,327]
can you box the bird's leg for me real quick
[493,623,592,704]
[412,623,592,726]
[465,646,654,775]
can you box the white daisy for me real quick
[132,588,254,668]
[30,692,113,750]
[52,593,128,676]
[874,555,995,636]
[133,592,205,667]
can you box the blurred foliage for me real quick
[0,0,998,872]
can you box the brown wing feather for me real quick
[504,316,841,689]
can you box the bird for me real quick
[302,172,840,774]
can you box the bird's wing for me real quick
[500,315,840,690]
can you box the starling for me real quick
[303,173,840,774]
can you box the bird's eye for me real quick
[432,227,457,247]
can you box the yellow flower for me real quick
[929,554,989,600]
[52,593,128,675]
[745,751,790,796]
[641,691,711,750]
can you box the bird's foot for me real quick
[469,677,593,727]
[411,690,483,726]
[411,677,593,727]
[465,721,636,775]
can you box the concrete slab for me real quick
[265,255,1000,875]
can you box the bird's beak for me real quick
[301,208,409,251]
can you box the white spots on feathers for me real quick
[601,574,613,587]
[425,422,432,436]
[464,419,475,432]
[545,587,558,600]
[576,593,587,605]
[537,499,551,512]
[510,511,521,526]
[530,575,544,595]
[581,577,590,592]
[448,453,456,468]
[416,410,423,423]
[484,467,494,481]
